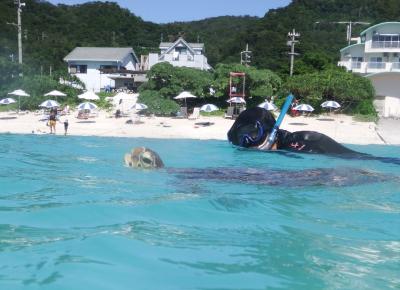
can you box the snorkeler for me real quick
[227,106,357,154]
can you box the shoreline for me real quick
[0,110,396,145]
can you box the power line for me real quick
[315,21,370,45]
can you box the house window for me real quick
[70,65,87,74]
[100,65,118,70]
[100,65,118,73]
[370,57,382,62]
[372,34,400,48]
[176,47,187,55]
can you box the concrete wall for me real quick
[69,61,115,92]
[367,73,400,118]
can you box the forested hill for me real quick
[0,0,162,71]
[249,0,400,74]
[1,0,400,75]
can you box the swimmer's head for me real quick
[227,107,276,148]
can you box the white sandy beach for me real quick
[0,110,390,145]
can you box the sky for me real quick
[47,0,292,23]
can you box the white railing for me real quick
[351,62,362,69]
[372,41,400,48]
[368,62,386,69]
[391,62,400,70]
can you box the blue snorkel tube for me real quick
[260,94,294,150]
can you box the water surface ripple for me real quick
[0,134,399,290]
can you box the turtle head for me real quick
[124,147,164,169]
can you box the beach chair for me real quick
[188,107,200,120]
[76,110,89,119]
[224,106,234,119]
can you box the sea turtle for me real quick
[124,147,394,187]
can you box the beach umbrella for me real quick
[78,91,100,100]
[44,90,66,97]
[174,91,197,107]
[227,97,246,104]
[294,104,314,112]
[39,99,59,108]
[174,91,197,100]
[8,89,30,112]
[44,90,66,102]
[0,98,16,105]
[131,103,148,111]
[77,102,98,111]
[200,104,219,112]
[258,101,277,111]
[321,100,341,109]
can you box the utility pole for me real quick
[7,0,26,65]
[341,21,370,45]
[240,44,252,66]
[16,0,25,64]
[287,29,300,77]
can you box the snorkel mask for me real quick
[239,121,265,147]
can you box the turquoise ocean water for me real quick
[0,134,399,290]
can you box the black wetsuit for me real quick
[276,129,357,154]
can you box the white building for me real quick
[64,47,145,92]
[147,37,212,71]
[338,22,400,117]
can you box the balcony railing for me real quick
[372,41,400,48]
[392,62,400,70]
[368,62,386,69]
[350,62,362,69]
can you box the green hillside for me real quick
[1,0,400,75]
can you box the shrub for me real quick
[138,90,180,116]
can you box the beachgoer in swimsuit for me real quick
[49,113,57,134]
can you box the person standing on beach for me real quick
[64,119,69,136]
[49,111,57,134]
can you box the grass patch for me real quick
[0,104,18,112]
[200,109,225,117]
[353,114,378,123]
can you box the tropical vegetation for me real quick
[1,0,398,116]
